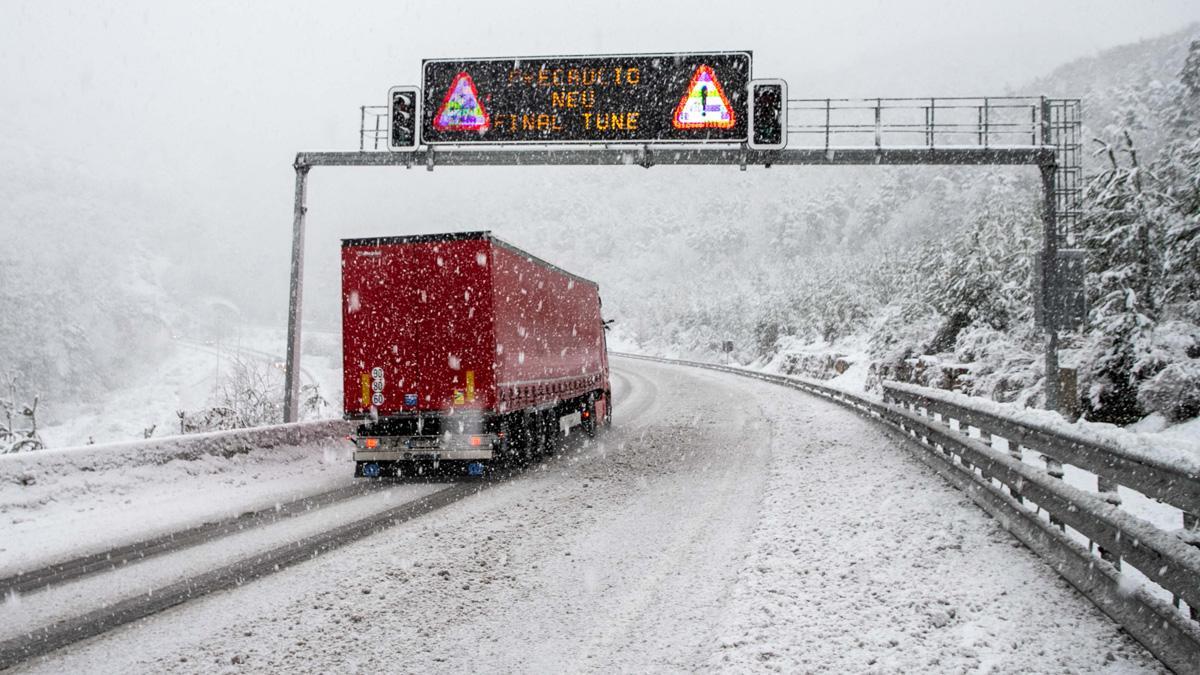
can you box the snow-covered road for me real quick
[10,357,1163,673]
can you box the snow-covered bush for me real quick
[214,355,284,427]
[953,325,1042,405]
[301,383,329,419]
[177,406,242,434]
[868,302,940,372]
[178,355,284,433]
[1138,360,1200,423]
[0,372,44,453]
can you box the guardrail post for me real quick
[1186,512,1199,620]
[1096,470,1123,568]
[978,429,992,480]
[1043,453,1065,531]
[1009,444,1024,503]
[958,419,975,472]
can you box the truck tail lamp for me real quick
[365,438,380,449]
[470,435,483,447]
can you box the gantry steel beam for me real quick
[295,145,1055,170]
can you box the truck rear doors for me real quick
[342,244,420,417]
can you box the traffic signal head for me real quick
[388,86,419,150]
[749,79,787,150]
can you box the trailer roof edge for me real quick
[341,231,601,290]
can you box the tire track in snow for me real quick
[0,481,388,597]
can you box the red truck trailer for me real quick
[341,231,611,477]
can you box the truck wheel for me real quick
[535,412,552,456]
[519,413,543,461]
[544,410,561,454]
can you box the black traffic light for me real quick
[388,86,419,150]
[749,79,787,150]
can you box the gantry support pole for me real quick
[283,160,310,423]
[1040,162,1061,414]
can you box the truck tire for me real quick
[543,410,561,454]
[519,412,544,461]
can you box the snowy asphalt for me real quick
[7,357,1165,673]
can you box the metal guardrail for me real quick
[613,352,1200,673]
[883,382,1200,527]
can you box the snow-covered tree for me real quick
[1078,131,1165,424]
[1132,40,1200,422]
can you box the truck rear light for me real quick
[470,435,483,446]
[582,410,590,419]
[365,438,380,449]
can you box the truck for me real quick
[341,231,612,477]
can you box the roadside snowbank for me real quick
[0,421,354,576]
[1,420,350,486]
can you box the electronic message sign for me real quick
[421,52,751,145]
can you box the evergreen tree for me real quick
[1079,131,1165,423]
[1157,40,1200,323]
[1133,39,1200,422]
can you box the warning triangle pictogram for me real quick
[672,65,736,130]
[434,72,490,131]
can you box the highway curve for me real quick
[13,357,1165,673]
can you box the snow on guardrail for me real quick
[884,381,1200,472]
[0,419,352,486]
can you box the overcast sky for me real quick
[3,0,1199,322]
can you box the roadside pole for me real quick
[283,161,310,423]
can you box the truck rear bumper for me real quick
[354,449,494,462]
[352,432,499,462]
